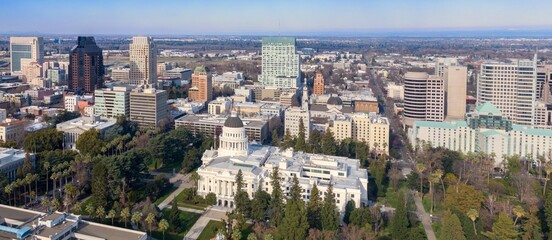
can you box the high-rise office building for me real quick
[129,36,156,85]
[47,68,66,85]
[130,88,168,128]
[188,67,213,103]
[259,37,300,88]
[94,86,132,118]
[444,66,468,120]
[313,70,325,95]
[10,37,44,73]
[434,57,458,77]
[477,58,537,125]
[68,37,104,93]
[403,72,445,126]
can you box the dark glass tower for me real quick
[68,36,104,93]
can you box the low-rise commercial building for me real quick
[56,115,116,150]
[0,204,147,240]
[409,102,552,167]
[0,148,34,181]
[175,114,269,143]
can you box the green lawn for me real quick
[197,221,252,240]
[152,209,201,240]
[153,186,178,206]
[197,221,225,240]
[174,189,209,210]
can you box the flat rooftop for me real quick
[0,204,41,223]
[77,221,146,240]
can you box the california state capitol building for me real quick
[196,114,369,217]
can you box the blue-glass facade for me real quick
[10,44,32,72]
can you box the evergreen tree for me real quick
[307,182,322,229]
[234,170,250,218]
[269,167,284,227]
[343,200,355,225]
[76,128,104,157]
[545,184,552,240]
[390,192,409,240]
[321,184,339,231]
[321,128,337,156]
[22,154,33,175]
[280,176,309,240]
[294,117,307,151]
[282,129,295,150]
[441,210,466,240]
[91,161,108,209]
[251,183,271,222]
[408,227,427,240]
[349,208,373,227]
[483,212,519,240]
[521,211,543,240]
[308,130,322,153]
[271,129,279,147]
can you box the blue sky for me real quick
[2,0,552,35]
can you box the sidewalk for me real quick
[412,191,437,240]
[157,173,191,210]
[184,207,228,240]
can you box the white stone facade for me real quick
[196,116,369,215]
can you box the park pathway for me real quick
[184,206,228,240]
[412,191,437,240]
[155,173,192,210]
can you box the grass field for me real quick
[197,221,252,240]
[151,209,201,240]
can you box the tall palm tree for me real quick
[466,208,479,235]
[121,207,131,228]
[416,163,425,193]
[33,174,39,202]
[434,169,445,198]
[429,170,442,213]
[158,219,169,240]
[96,207,106,222]
[513,205,526,226]
[43,162,50,197]
[132,212,142,230]
[107,209,117,225]
[145,213,155,235]
[544,164,552,196]
[4,183,12,206]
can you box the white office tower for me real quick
[10,37,44,73]
[129,36,157,86]
[403,72,444,126]
[259,37,300,88]
[477,58,537,125]
[434,57,458,77]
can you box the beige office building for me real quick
[111,68,130,82]
[444,66,467,120]
[10,37,44,73]
[329,113,389,154]
[129,36,156,85]
[130,88,168,128]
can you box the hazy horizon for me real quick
[3,0,552,37]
